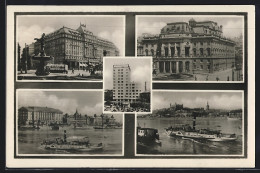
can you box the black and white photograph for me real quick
[17,89,123,156]
[6,5,254,168]
[16,15,125,81]
[103,57,152,113]
[136,91,244,156]
[137,15,244,82]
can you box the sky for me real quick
[17,15,125,55]
[153,91,243,110]
[137,16,243,39]
[104,57,152,91]
[18,90,122,123]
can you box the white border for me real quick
[6,5,255,168]
[103,56,153,114]
[135,15,245,83]
[15,89,124,157]
[15,15,125,83]
[135,90,244,157]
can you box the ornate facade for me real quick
[34,24,119,69]
[138,19,236,74]
[18,106,63,125]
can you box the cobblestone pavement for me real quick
[153,69,243,81]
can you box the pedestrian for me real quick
[195,75,197,81]
[206,75,209,81]
[227,76,229,81]
[216,76,219,81]
[72,68,74,74]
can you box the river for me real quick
[18,125,123,155]
[137,117,243,155]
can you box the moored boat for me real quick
[137,126,161,145]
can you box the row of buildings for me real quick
[137,18,242,75]
[20,23,119,70]
[151,102,242,118]
[18,106,119,126]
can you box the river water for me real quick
[137,117,243,155]
[18,125,122,155]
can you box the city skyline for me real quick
[104,57,152,91]
[18,90,122,123]
[137,16,243,39]
[17,15,125,56]
[153,91,243,110]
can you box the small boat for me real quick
[137,127,161,145]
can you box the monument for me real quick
[32,33,53,76]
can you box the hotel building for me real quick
[138,18,236,74]
[34,23,119,69]
[18,106,63,125]
[112,64,141,106]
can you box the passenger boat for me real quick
[165,112,237,142]
[41,130,103,152]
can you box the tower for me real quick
[206,101,209,111]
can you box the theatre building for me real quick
[18,106,63,125]
[112,64,141,107]
[34,23,119,69]
[138,18,236,74]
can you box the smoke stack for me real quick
[192,112,197,130]
[145,81,147,92]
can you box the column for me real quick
[169,61,172,73]
[163,61,166,73]
[174,43,177,57]
[168,43,171,57]
[161,44,165,56]
[176,61,179,73]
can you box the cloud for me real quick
[17,24,55,46]
[18,91,79,114]
[98,30,124,56]
[80,102,103,116]
[222,20,243,38]
[131,64,151,90]
[152,94,169,110]
[153,92,242,110]
[137,21,166,36]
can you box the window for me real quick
[201,65,203,69]
[200,42,203,46]
[200,59,203,63]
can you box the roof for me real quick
[19,106,63,114]
[167,22,188,25]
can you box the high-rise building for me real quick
[138,18,236,75]
[34,23,120,69]
[112,64,141,106]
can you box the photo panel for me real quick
[16,89,124,157]
[16,15,125,82]
[136,15,245,83]
[103,57,152,113]
[136,90,245,157]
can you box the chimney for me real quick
[144,81,147,92]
